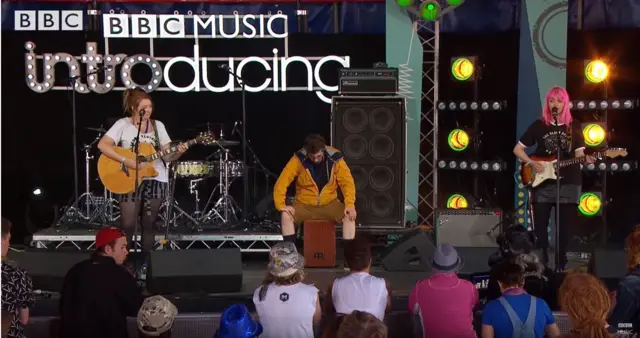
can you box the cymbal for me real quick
[85,127,106,133]
[211,140,240,147]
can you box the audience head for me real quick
[137,295,178,338]
[513,251,546,280]
[430,243,463,274]
[344,236,372,272]
[492,260,525,291]
[1,218,12,258]
[259,242,305,301]
[336,311,387,338]
[215,304,262,338]
[625,225,640,272]
[95,227,129,265]
[559,272,611,338]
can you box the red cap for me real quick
[95,227,125,248]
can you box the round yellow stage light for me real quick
[446,194,469,209]
[583,124,606,147]
[585,60,609,83]
[578,193,602,216]
[451,58,475,81]
[447,129,470,152]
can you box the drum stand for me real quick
[162,164,202,229]
[199,146,241,226]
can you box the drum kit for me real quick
[57,122,275,232]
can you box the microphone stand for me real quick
[233,126,278,223]
[220,65,249,226]
[66,65,111,206]
[132,111,144,276]
[553,112,562,272]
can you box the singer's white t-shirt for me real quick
[105,118,171,183]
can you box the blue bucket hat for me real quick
[214,304,263,338]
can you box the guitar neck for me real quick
[558,151,606,168]
[144,138,198,162]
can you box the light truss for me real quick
[416,20,439,226]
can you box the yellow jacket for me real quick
[273,146,356,211]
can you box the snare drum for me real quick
[212,160,245,178]
[174,161,213,178]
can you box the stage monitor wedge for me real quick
[331,96,406,227]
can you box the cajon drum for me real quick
[303,220,336,267]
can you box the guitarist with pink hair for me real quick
[513,86,595,269]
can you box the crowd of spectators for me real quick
[2,219,640,338]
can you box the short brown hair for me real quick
[344,236,372,272]
[1,219,11,240]
[492,260,525,288]
[337,311,387,338]
[303,134,326,154]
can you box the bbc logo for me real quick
[103,14,185,38]
[14,10,83,31]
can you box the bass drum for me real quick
[174,161,213,179]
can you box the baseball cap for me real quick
[95,227,125,248]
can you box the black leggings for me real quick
[532,202,575,267]
[119,199,163,254]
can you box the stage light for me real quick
[578,192,602,216]
[447,0,463,5]
[437,100,506,111]
[581,123,606,147]
[582,160,638,172]
[585,60,609,83]
[395,0,415,7]
[447,129,470,152]
[570,99,638,110]
[451,57,476,81]
[32,188,42,196]
[419,1,441,21]
[437,159,507,172]
[446,194,469,209]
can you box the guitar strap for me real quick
[151,119,167,168]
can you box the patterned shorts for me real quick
[116,180,168,202]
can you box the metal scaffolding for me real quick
[416,21,440,226]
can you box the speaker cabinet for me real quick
[380,229,435,272]
[589,249,627,290]
[331,96,406,226]
[7,251,88,292]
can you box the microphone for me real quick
[139,109,145,117]
[551,107,558,117]
[231,120,241,135]
[218,64,229,69]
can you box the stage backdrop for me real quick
[0,31,386,238]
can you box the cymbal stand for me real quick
[161,164,202,229]
[59,131,103,226]
[199,144,240,225]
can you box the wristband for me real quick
[121,157,127,164]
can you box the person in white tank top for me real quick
[324,237,391,321]
[253,242,321,338]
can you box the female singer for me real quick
[513,86,595,269]
[98,88,188,255]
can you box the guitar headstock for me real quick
[605,148,628,158]
[196,132,216,145]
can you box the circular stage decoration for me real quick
[582,123,606,146]
[578,192,602,216]
[395,0,415,7]
[420,1,441,21]
[446,194,469,209]
[447,129,470,152]
[451,57,475,81]
[532,2,569,69]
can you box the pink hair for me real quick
[542,86,573,126]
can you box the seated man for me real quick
[274,134,357,243]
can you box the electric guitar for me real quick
[98,132,214,194]
[519,148,628,188]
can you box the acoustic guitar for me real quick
[519,148,627,188]
[98,132,214,194]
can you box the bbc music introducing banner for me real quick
[514,0,568,227]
